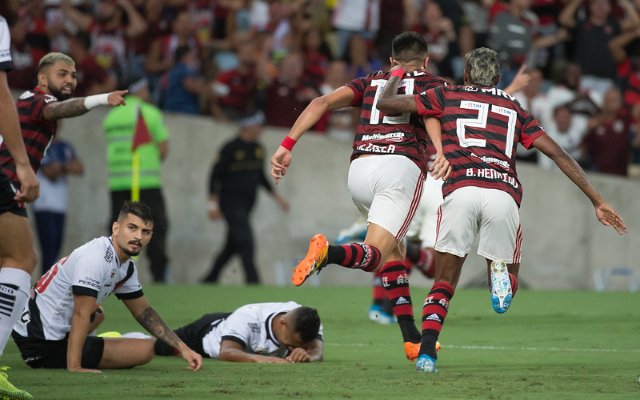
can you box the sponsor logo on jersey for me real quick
[361,132,405,142]
[470,152,510,170]
[356,143,396,154]
[105,247,114,263]
[248,322,261,334]
[79,277,101,290]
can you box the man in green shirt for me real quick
[102,78,170,282]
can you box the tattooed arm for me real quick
[375,68,419,114]
[43,90,128,121]
[123,296,203,370]
[532,134,627,235]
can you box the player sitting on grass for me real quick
[12,201,202,373]
[153,302,323,363]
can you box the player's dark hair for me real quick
[72,32,92,52]
[118,201,154,225]
[292,307,321,343]
[391,31,429,63]
[174,46,192,64]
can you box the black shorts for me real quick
[154,312,231,358]
[12,332,105,369]
[0,172,27,217]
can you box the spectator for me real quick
[331,0,380,59]
[559,0,640,96]
[316,60,356,141]
[7,13,37,90]
[102,78,171,282]
[582,88,631,176]
[343,34,382,79]
[260,51,319,128]
[210,40,258,121]
[488,0,567,87]
[145,11,201,105]
[542,62,602,124]
[127,0,173,81]
[60,0,148,83]
[66,32,116,97]
[537,105,588,169]
[513,68,547,162]
[24,0,51,63]
[203,112,289,284]
[163,46,206,115]
[32,136,84,274]
[298,27,333,88]
[609,25,640,112]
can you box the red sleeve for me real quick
[519,112,546,149]
[346,76,367,107]
[415,87,444,117]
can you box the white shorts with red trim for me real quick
[434,186,522,263]
[348,155,425,241]
[405,173,444,248]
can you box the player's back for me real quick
[416,85,545,206]
[347,70,448,173]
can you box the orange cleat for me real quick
[404,341,441,361]
[292,234,329,286]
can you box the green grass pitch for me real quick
[4,285,639,399]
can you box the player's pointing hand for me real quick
[107,90,128,106]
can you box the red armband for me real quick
[390,69,404,79]
[281,136,297,151]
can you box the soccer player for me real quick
[376,47,627,373]
[270,31,450,362]
[0,14,40,400]
[154,302,323,363]
[12,201,203,372]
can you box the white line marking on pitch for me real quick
[325,343,640,353]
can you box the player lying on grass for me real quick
[152,302,323,363]
[11,201,202,373]
[376,47,626,373]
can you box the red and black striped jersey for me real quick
[347,70,448,173]
[414,85,546,206]
[0,87,58,189]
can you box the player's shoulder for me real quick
[18,89,57,104]
[74,237,115,264]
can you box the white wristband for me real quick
[84,93,110,110]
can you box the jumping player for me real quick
[270,31,450,361]
[12,201,203,372]
[376,47,627,372]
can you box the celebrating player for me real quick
[270,31,449,361]
[12,201,203,373]
[154,302,323,363]
[376,47,627,373]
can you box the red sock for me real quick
[327,243,381,272]
[380,260,420,343]
[420,281,454,358]
[510,273,519,297]
[372,270,385,303]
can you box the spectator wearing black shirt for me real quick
[203,112,289,284]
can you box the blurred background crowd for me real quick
[3,0,640,176]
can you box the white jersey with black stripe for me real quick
[13,236,143,340]
[0,16,13,71]
[202,302,324,359]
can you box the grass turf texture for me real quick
[3,285,638,399]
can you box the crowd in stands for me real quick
[3,0,640,176]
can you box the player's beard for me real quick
[48,82,74,101]
[122,241,143,257]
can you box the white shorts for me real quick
[347,155,425,241]
[405,173,444,248]
[434,186,523,263]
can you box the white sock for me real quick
[0,268,31,357]
[121,332,152,339]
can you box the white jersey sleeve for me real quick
[0,17,13,71]
[71,252,111,298]
[112,261,143,299]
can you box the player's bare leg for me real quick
[416,251,464,372]
[486,260,519,314]
[98,338,155,369]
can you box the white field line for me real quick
[325,343,640,353]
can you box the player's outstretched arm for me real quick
[43,90,128,121]
[219,340,290,363]
[68,294,102,373]
[0,71,40,202]
[533,135,627,235]
[270,86,354,184]
[124,296,203,370]
[376,67,419,114]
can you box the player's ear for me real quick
[493,74,501,86]
[112,221,119,236]
[37,71,47,87]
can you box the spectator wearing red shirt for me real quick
[582,88,632,176]
[6,14,37,90]
[67,32,116,97]
[260,52,319,128]
[609,26,640,112]
[211,40,258,121]
[24,0,51,63]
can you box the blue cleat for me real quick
[335,221,368,244]
[490,260,512,314]
[368,304,397,325]
[415,354,437,373]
